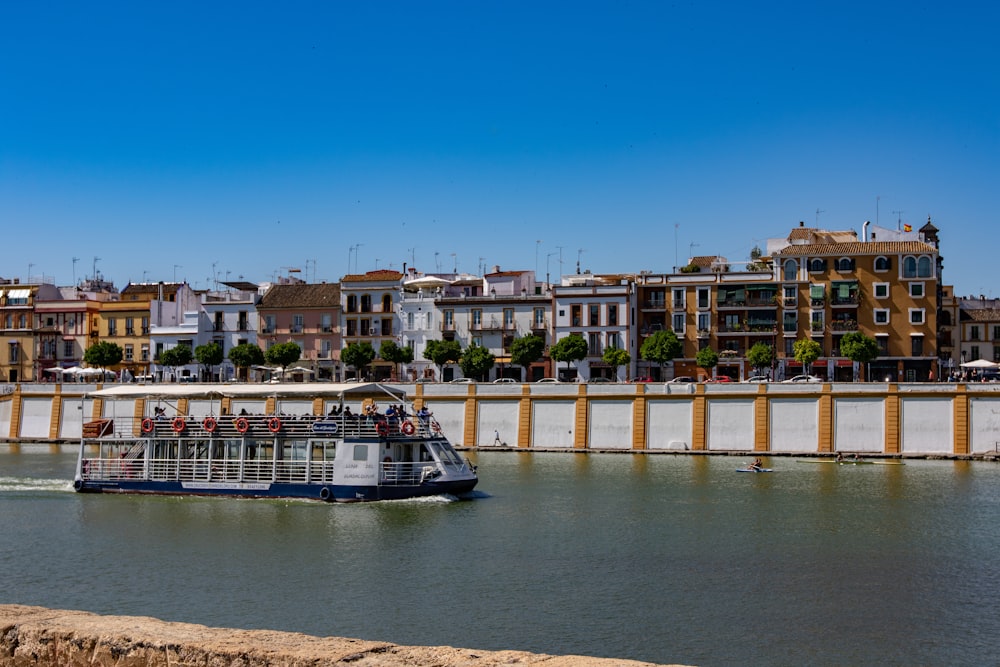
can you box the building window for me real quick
[909,282,924,298]
[782,285,797,307]
[124,344,134,361]
[141,344,149,362]
[672,288,686,310]
[444,310,454,329]
[263,315,276,334]
[214,312,223,332]
[9,342,19,363]
[382,294,392,312]
[873,283,889,299]
[876,336,889,355]
[361,294,372,312]
[589,304,600,326]
[155,342,164,360]
[909,309,925,325]
[783,260,798,281]
[292,314,304,333]
[808,258,827,272]
[697,287,711,309]
[606,332,619,349]
[917,256,933,278]
[108,319,117,336]
[346,319,357,336]
[993,326,1000,341]
[911,336,924,356]
[505,308,515,327]
[783,311,797,333]
[571,305,582,327]
[381,319,392,336]
[971,345,981,360]
[472,336,482,347]
[321,340,332,358]
[836,257,855,272]
[588,332,601,354]
[874,309,890,325]
[471,309,482,329]
[64,340,74,357]
[811,311,825,332]
[534,307,546,328]
[874,256,891,272]
[360,318,371,335]
[784,338,796,356]
[238,311,248,331]
[672,312,685,334]
[141,316,150,334]
[346,295,357,312]
[648,290,665,308]
[608,304,618,326]
[970,325,980,341]
[903,256,917,278]
[698,313,711,333]
[407,312,415,329]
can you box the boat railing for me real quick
[82,454,339,484]
[380,461,441,485]
[85,414,445,440]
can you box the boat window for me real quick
[353,444,368,461]
[282,440,308,461]
[428,443,463,465]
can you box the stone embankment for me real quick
[0,605,691,667]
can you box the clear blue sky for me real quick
[2,1,998,295]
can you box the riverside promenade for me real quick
[0,605,689,667]
[5,381,1000,456]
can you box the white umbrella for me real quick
[61,366,84,376]
[77,367,106,377]
[43,367,67,375]
[403,276,453,289]
[960,358,998,369]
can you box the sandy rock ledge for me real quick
[0,605,691,667]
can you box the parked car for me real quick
[744,375,771,383]
[704,375,734,383]
[630,376,655,383]
[535,378,562,383]
[588,377,614,383]
[449,377,474,384]
[667,376,698,383]
[783,374,824,383]
[492,378,517,384]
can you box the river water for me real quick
[2,444,999,667]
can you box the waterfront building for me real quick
[634,220,942,382]
[339,270,402,381]
[957,294,1000,375]
[551,273,635,382]
[33,282,115,380]
[0,280,62,382]
[200,281,262,381]
[398,270,449,382]
[257,281,342,381]
[116,282,197,380]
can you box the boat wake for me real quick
[0,476,75,493]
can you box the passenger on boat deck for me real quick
[343,406,354,419]
[154,407,166,420]
[239,408,249,416]
[328,405,341,416]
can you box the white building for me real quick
[552,273,636,382]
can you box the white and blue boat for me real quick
[73,382,478,502]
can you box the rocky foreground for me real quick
[0,605,691,666]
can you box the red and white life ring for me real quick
[431,420,442,434]
[234,417,249,433]
[203,416,217,433]
[172,417,186,433]
[140,418,154,433]
[400,420,415,435]
[267,416,282,433]
[375,421,389,437]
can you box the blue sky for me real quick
[2,1,998,295]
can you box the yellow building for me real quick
[0,282,62,382]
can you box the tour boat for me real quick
[73,383,478,502]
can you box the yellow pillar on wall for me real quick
[265,397,276,415]
[178,398,190,416]
[884,384,900,454]
[754,386,769,452]
[92,398,103,422]
[574,384,588,449]
[518,386,532,448]
[633,386,647,450]
[817,386,833,453]
[9,385,23,440]
[133,399,146,437]
[463,387,477,446]
[954,385,969,455]
[692,385,706,451]
[49,385,63,440]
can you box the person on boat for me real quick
[343,406,354,420]
[836,451,844,462]
[749,458,764,471]
[417,406,431,424]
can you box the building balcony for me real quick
[440,322,456,332]
[829,320,859,332]
[830,294,860,307]
[261,326,275,334]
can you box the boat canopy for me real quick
[87,382,407,401]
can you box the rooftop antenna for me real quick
[689,242,700,260]
[876,195,880,226]
[72,257,79,286]
[435,251,441,272]
[27,263,33,284]
[577,248,585,274]
[892,210,905,231]
[173,264,181,282]
[815,208,824,225]
[478,257,486,275]
[407,247,416,268]
[93,256,101,280]
[211,261,218,290]
[535,240,542,279]
[674,224,679,272]
[451,252,457,273]
[556,245,564,276]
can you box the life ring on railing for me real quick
[234,417,249,434]
[172,417,186,433]
[319,487,331,501]
[400,420,415,436]
[267,416,282,433]
[431,420,442,434]
[375,421,389,437]
[203,416,217,433]
[140,418,154,433]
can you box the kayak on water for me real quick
[737,468,773,473]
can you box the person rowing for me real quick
[748,457,764,471]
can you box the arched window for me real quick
[808,258,827,272]
[917,256,933,278]
[836,257,854,272]
[874,256,891,272]
[783,259,797,281]
[903,256,917,278]
[381,294,392,312]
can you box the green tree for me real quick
[550,334,588,378]
[746,342,774,376]
[83,341,123,372]
[265,341,302,378]
[159,345,193,381]
[380,340,414,380]
[194,342,224,381]
[602,347,631,381]
[423,339,462,380]
[793,338,822,375]
[839,332,879,381]
[510,335,545,380]
[228,343,265,381]
[341,341,376,380]
[696,347,719,378]
[459,344,495,381]
[640,330,682,378]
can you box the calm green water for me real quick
[2,445,999,667]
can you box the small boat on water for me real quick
[73,382,478,502]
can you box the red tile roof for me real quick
[259,283,341,309]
